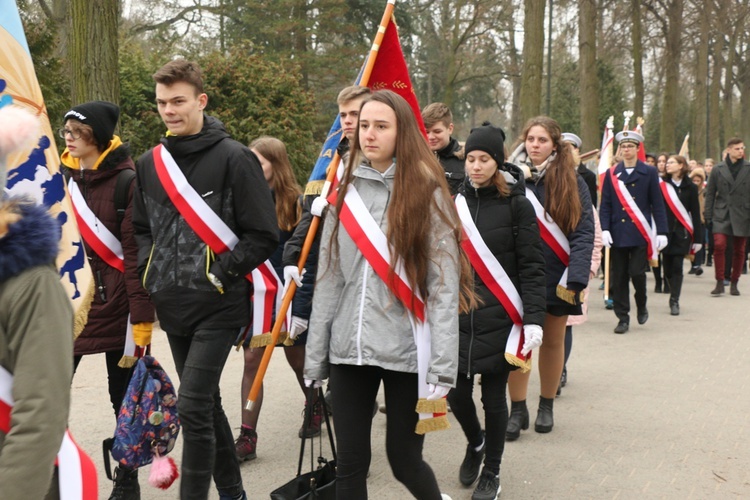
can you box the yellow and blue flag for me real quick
[1,0,93,332]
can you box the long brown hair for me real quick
[519,116,581,234]
[332,90,475,313]
[250,136,302,231]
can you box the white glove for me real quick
[283,265,305,287]
[521,324,544,356]
[692,243,703,253]
[426,383,451,400]
[310,196,329,217]
[304,378,323,389]
[288,316,308,339]
[656,235,668,251]
[602,230,613,248]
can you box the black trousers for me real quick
[662,253,684,303]
[447,370,510,476]
[73,350,131,418]
[610,246,649,323]
[329,364,442,500]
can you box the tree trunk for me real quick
[519,0,545,124]
[690,0,709,161]
[68,0,120,104]
[709,37,724,159]
[631,0,644,120]
[720,1,749,141]
[658,0,683,152]
[507,0,522,138]
[579,0,599,150]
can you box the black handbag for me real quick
[270,387,337,500]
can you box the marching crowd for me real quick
[2,57,749,500]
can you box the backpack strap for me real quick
[115,169,136,226]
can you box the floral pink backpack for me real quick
[103,355,180,489]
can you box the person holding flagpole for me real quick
[304,90,472,499]
[659,155,702,315]
[505,116,594,439]
[448,122,546,500]
[132,59,278,500]
[599,130,668,333]
[233,136,318,462]
[60,100,156,499]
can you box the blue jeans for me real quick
[167,328,243,499]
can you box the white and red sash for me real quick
[610,168,659,264]
[330,182,447,434]
[68,178,124,272]
[659,179,695,254]
[0,366,97,499]
[68,178,142,362]
[151,145,288,344]
[455,195,531,372]
[525,187,570,290]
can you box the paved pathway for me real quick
[70,267,750,499]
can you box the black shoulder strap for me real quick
[115,169,136,225]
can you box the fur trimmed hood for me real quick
[0,199,60,283]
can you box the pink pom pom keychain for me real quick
[148,451,179,490]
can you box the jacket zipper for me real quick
[142,244,155,288]
[466,192,482,378]
[355,262,369,365]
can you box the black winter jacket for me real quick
[132,116,279,335]
[457,168,546,376]
[436,138,465,195]
[662,177,702,256]
[527,173,595,307]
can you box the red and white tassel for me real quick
[148,453,179,490]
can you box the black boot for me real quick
[109,466,140,500]
[505,400,529,441]
[711,280,724,296]
[670,298,680,316]
[535,396,554,433]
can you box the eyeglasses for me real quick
[58,128,82,140]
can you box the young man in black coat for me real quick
[132,59,278,500]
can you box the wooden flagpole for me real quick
[246,0,397,411]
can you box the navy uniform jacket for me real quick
[599,160,668,247]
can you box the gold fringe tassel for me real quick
[649,259,659,267]
[556,284,577,305]
[248,332,291,349]
[505,352,532,373]
[304,180,325,197]
[73,279,95,340]
[686,254,695,263]
[415,415,450,435]
[415,397,447,415]
[118,355,138,369]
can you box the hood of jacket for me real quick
[437,137,465,161]
[0,199,60,283]
[62,143,133,182]
[161,115,231,157]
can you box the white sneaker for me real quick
[441,495,453,500]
